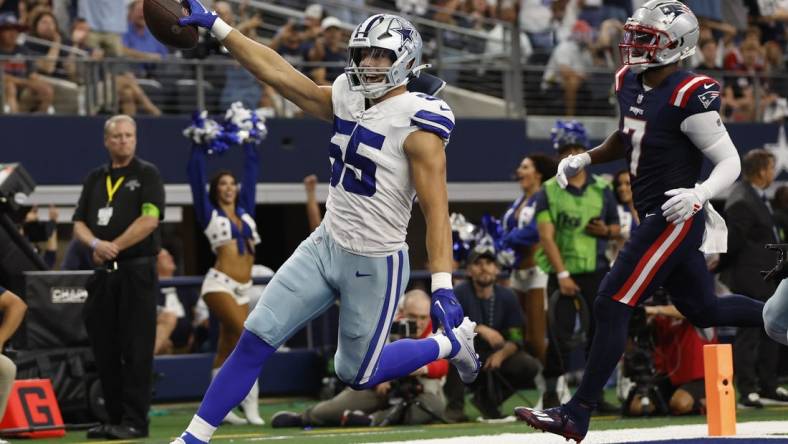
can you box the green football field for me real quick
[21,389,788,444]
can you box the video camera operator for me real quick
[622,289,715,417]
[270,289,448,428]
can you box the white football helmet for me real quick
[619,0,699,72]
[345,14,425,99]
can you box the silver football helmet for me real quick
[345,14,425,99]
[619,0,699,72]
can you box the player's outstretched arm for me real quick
[556,131,625,188]
[405,130,464,333]
[180,0,332,121]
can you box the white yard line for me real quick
[352,420,788,444]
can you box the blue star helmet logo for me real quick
[391,23,414,44]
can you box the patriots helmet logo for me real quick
[698,90,720,109]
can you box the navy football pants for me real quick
[570,210,764,408]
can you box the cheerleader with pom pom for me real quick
[185,104,268,425]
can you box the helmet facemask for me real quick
[345,47,406,99]
[619,23,675,71]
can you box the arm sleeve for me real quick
[680,111,741,200]
[503,219,540,248]
[238,144,259,216]
[187,147,214,227]
[425,359,449,379]
[141,164,165,220]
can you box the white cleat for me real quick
[449,317,480,384]
[222,410,248,425]
[242,381,265,425]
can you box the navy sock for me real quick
[354,338,441,389]
[196,329,275,426]
[569,297,632,413]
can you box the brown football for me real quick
[143,0,198,49]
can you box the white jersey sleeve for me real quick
[323,75,456,256]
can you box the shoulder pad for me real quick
[669,73,721,109]
[409,93,455,141]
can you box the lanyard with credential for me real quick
[106,175,125,207]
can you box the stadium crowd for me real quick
[0,0,786,119]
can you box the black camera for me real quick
[762,244,788,281]
[390,319,418,340]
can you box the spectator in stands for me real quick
[308,16,346,85]
[25,10,72,79]
[444,245,542,420]
[607,170,638,264]
[723,38,771,122]
[122,0,169,71]
[724,149,788,408]
[270,290,449,427]
[0,286,27,421]
[78,0,126,57]
[484,0,533,60]
[625,302,715,416]
[304,174,322,232]
[155,247,188,355]
[302,4,323,44]
[271,20,311,68]
[541,19,595,116]
[0,12,54,113]
[70,17,103,58]
[502,153,557,365]
[694,38,722,75]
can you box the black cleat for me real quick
[514,405,588,443]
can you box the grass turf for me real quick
[22,389,788,444]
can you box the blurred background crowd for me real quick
[0,0,786,120]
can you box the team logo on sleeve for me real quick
[698,90,720,109]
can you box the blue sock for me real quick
[569,297,632,415]
[356,338,441,389]
[196,329,275,426]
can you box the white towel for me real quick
[700,201,728,254]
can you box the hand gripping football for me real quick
[143,0,199,49]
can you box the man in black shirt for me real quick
[444,245,542,420]
[72,114,165,440]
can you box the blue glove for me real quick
[179,0,218,29]
[430,288,463,334]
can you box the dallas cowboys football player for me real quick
[514,1,765,441]
[171,3,480,443]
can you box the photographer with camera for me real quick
[270,289,448,428]
[444,245,542,421]
[622,291,716,417]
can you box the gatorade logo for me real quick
[18,387,54,427]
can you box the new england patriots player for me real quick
[171,4,480,443]
[515,1,765,441]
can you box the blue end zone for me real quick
[153,349,322,401]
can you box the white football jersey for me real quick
[322,74,455,256]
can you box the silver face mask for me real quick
[619,0,699,72]
[345,14,424,99]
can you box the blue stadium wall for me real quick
[1,116,784,185]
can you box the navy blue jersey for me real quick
[615,67,722,216]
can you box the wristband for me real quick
[557,270,570,279]
[90,238,99,250]
[211,18,233,41]
[431,272,452,293]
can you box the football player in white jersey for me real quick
[171,3,480,443]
